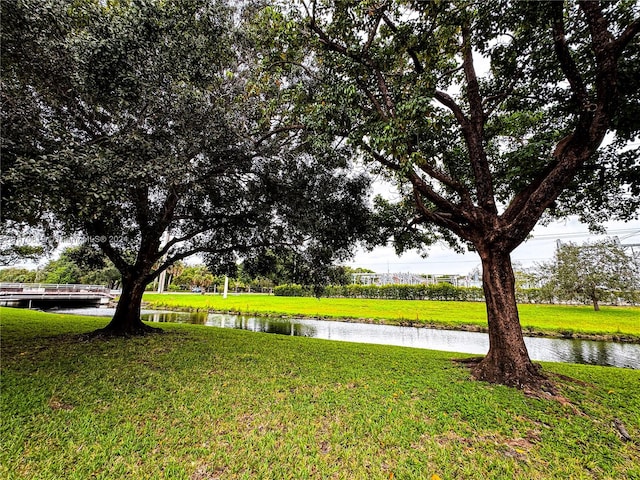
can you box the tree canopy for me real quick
[256,0,640,388]
[1,0,373,334]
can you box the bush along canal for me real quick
[50,307,640,369]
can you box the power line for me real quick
[347,226,640,272]
[528,228,639,240]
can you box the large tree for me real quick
[262,1,640,388]
[542,239,640,310]
[1,0,372,335]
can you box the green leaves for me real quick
[2,0,375,305]
[538,240,640,309]
[286,0,640,252]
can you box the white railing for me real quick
[0,283,111,295]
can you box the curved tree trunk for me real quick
[473,248,547,389]
[96,275,160,336]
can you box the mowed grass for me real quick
[143,293,640,339]
[2,307,639,479]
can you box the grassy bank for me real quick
[143,293,640,341]
[2,307,639,479]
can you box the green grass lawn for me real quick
[2,307,639,479]
[143,293,640,340]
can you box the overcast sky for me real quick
[344,216,640,276]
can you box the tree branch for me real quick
[579,1,615,48]
[380,12,424,74]
[433,90,468,126]
[96,237,129,274]
[414,158,473,206]
[459,23,496,213]
[412,187,468,240]
[358,140,401,171]
[266,61,319,80]
[375,70,395,117]
[132,185,151,233]
[254,124,306,146]
[359,140,471,226]
[307,18,376,70]
[437,64,464,83]
[501,2,626,247]
[149,240,300,282]
[152,186,181,237]
[355,77,388,120]
[363,10,384,53]
[551,2,589,106]
[156,227,213,259]
[461,24,484,131]
[613,16,640,57]
[408,172,472,227]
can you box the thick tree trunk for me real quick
[96,275,160,336]
[473,248,547,389]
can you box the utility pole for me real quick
[223,276,229,299]
[156,231,170,293]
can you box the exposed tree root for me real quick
[454,356,557,396]
[85,322,164,339]
[520,387,585,416]
[473,352,557,394]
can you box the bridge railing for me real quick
[0,283,111,295]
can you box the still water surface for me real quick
[54,307,640,369]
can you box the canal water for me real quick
[52,307,640,369]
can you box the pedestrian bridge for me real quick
[0,283,116,308]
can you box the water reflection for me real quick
[141,311,639,369]
[50,307,639,369]
[203,314,317,337]
[524,336,639,369]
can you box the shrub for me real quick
[274,282,486,301]
[273,284,312,297]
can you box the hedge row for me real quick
[273,283,486,301]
